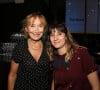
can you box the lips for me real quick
[53,42,60,46]
[32,32,41,36]
[54,41,60,44]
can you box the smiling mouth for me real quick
[32,33,40,35]
[54,42,60,44]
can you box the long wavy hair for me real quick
[47,23,83,62]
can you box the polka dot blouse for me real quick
[11,39,51,90]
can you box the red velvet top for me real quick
[51,48,98,90]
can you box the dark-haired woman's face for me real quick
[50,28,67,49]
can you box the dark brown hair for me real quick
[47,23,82,62]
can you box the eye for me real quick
[50,33,54,37]
[31,25,35,27]
[39,24,43,26]
[58,32,63,35]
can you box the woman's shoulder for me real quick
[75,46,90,56]
[77,46,88,52]
[14,39,27,49]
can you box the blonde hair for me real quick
[21,12,47,38]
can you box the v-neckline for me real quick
[26,39,44,63]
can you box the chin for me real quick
[53,45,60,49]
[33,37,42,40]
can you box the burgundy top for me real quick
[51,48,98,90]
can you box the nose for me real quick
[35,26,39,30]
[54,35,58,41]
[34,26,39,33]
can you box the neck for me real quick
[29,38,42,44]
[57,46,66,55]
[28,38,42,50]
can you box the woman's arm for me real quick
[8,60,19,90]
[51,79,54,90]
[88,71,100,90]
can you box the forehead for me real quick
[29,17,42,24]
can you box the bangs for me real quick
[48,23,67,35]
[28,16,46,26]
[39,16,47,26]
[26,13,47,27]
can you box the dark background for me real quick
[0,0,65,42]
[0,0,100,90]
[0,0,100,41]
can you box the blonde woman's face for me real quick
[50,29,67,49]
[26,17,45,41]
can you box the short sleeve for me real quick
[50,62,54,71]
[81,48,98,75]
[11,42,24,63]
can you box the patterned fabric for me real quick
[11,39,51,90]
[51,48,98,90]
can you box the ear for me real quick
[25,27,28,32]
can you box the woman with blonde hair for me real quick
[8,12,51,90]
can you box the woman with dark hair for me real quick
[47,23,100,90]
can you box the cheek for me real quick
[63,38,66,43]
[50,37,54,43]
[62,36,66,41]
[41,30,44,33]
[40,29,45,34]
[62,40,66,46]
[61,37,66,44]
